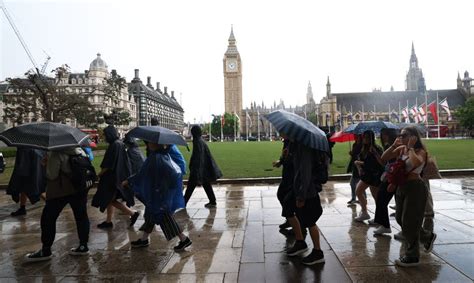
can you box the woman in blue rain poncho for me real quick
[122,142,192,251]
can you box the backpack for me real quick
[69,154,97,191]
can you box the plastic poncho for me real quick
[128,147,185,224]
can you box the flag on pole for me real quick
[440,98,452,121]
[402,107,409,123]
[428,101,438,124]
[410,105,420,123]
[418,103,427,123]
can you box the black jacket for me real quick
[188,137,222,185]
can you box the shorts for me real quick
[282,192,323,228]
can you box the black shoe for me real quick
[395,256,419,267]
[69,245,89,256]
[286,240,308,256]
[97,221,113,229]
[424,232,437,253]
[25,249,52,262]
[173,237,192,252]
[204,202,216,208]
[302,249,325,265]
[131,238,150,248]
[279,221,291,229]
[11,207,26,217]
[130,211,140,227]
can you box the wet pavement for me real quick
[0,178,473,282]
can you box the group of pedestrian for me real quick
[347,126,438,267]
[7,123,221,262]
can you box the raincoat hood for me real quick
[191,126,202,139]
[124,134,139,148]
[104,125,119,144]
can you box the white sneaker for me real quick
[373,226,392,235]
[354,211,370,222]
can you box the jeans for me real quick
[41,192,89,250]
[374,181,394,228]
[184,182,216,204]
[349,176,359,200]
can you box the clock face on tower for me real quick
[227,60,237,72]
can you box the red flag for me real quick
[428,101,438,124]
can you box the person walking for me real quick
[124,135,145,176]
[25,147,90,261]
[8,147,47,216]
[92,125,139,229]
[372,128,398,235]
[353,130,384,222]
[346,134,363,206]
[184,126,222,208]
[284,141,329,265]
[123,142,191,251]
[381,126,436,267]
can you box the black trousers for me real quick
[184,182,216,204]
[41,192,90,249]
[374,181,395,229]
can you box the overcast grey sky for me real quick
[1,0,473,123]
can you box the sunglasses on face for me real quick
[398,133,410,138]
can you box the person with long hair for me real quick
[381,126,436,267]
[347,134,363,206]
[353,130,384,222]
[372,128,398,234]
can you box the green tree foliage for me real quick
[210,112,240,138]
[457,97,474,130]
[101,70,132,126]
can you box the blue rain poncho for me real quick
[128,147,185,224]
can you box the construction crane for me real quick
[1,0,50,74]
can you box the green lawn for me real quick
[1,139,473,183]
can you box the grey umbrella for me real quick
[264,110,329,152]
[0,122,89,150]
[343,121,399,134]
[126,126,187,146]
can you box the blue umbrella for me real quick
[343,121,399,134]
[264,110,329,152]
[126,126,187,146]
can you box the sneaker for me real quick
[286,240,308,256]
[25,249,52,262]
[174,237,192,252]
[347,200,357,207]
[368,219,378,226]
[354,211,370,222]
[69,245,89,256]
[279,220,291,229]
[97,221,113,229]
[11,207,26,217]
[347,199,356,204]
[395,256,419,267]
[204,202,217,208]
[423,232,437,253]
[131,238,150,248]
[130,211,140,227]
[373,226,392,235]
[302,249,325,265]
[393,231,405,241]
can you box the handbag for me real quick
[422,154,442,180]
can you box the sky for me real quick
[1,0,473,123]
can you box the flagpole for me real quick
[209,113,212,143]
[437,92,440,139]
[233,112,236,142]
[269,122,273,141]
[415,97,418,123]
[388,104,391,122]
[246,110,249,142]
[425,91,428,139]
[257,110,261,142]
[220,115,224,142]
[399,101,401,123]
[407,100,409,123]
[373,105,376,121]
[362,104,364,122]
[350,105,353,124]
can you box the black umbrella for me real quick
[343,121,399,134]
[0,122,89,150]
[264,110,329,152]
[126,126,187,146]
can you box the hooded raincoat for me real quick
[189,127,222,186]
[7,147,46,204]
[92,125,133,212]
[124,135,145,175]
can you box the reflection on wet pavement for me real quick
[0,178,472,282]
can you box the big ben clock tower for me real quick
[223,26,242,116]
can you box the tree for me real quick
[210,112,239,138]
[3,65,97,126]
[457,97,474,131]
[100,70,131,126]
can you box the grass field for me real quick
[1,139,473,183]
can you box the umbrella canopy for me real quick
[329,131,355,143]
[397,123,427,135]
[264,110,329,152]
[126,126,187,146]
[0,122,89,150]
[343,121,399,134]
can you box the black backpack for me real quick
[69,154,97,191]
